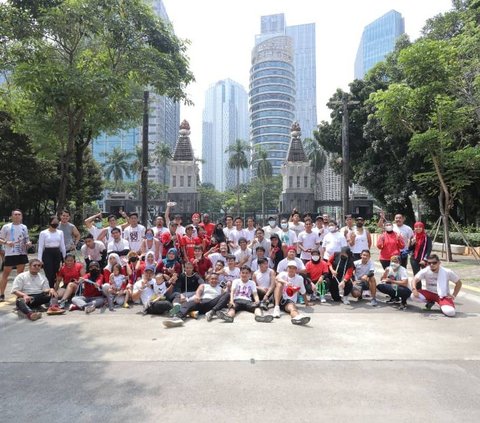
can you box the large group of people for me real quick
[0,206,463,325]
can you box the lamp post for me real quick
[141,90,149,226]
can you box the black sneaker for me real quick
[386,297,400,304]
[398,304,407,311]
[425,301,435,310]
[0,294,5,302]
[259,300,269,311]
[255,314,273,323]
[216,310,234,323]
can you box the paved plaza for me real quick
[1,255,479,423]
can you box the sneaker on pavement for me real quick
[216,310,234,323]
[69,304,80,312]
[58,300,67,309]
[320,295,326,303]
[386,297,400,304]
[188,311,199,319]
[47,305,66,315]
[27,311,42,321]
[259,300,269,311]
[205,310,214,322]
[85,304,96,314]
[398,303,407,311]
[168,303,181,317]
[291,315,310,326]
[255,314,274,323]
[0,294,5,302]
[370,298,378,307]
[297,294,305,305]
[163,317,184,328]
[342,297,351,305]
[425,301,435,310]
[273,306,281,318]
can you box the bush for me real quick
[435,232,480,247]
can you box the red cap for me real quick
[287,246,297,252]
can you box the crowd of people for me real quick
[0,205,463,327]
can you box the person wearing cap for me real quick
[163,272,231,327]
[327,247,355,304]
[263,216,282,239]
[70,261,106,313]
[376,221,405,269]
[272,260,310,324]
[180,224,202,262]
[123,212,146,254]
[348,217,372,261]
[351,249,378,306]
[216,265,273,323]
[250,246,274,272]
[277,246,305,273]
[297,218,321,263]
[321,221,347,261]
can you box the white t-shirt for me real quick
[288,221,305,238]
[202,283,222,301]
[313,226,327,243]
[279,229,297,247]
[0,223,29,256]
[231,278,257,301]
[223,226,235,241]
[250,238,271,257]
[123,224,146,252]
[250,257,274,272]
[152,226,169,237]
[253,268,274,289]
[384,265,408,282]
[38,229,66,262]
[297,231,320,260]
[234,248,253,266]
[133,280,154,305]
[81,241,106,262]
[277,257,305,273]
[350,228,370,254]
[394,224,414,249]
[111,274,126,289]
[354,259,375,280]
[11,271,49,294]
[208,252,228,268]
[245,228,256,242]
[415,266,460,298]
[88,226,103,241]
[277,271,306,302]
[322,232,347,260]
[107,239,130,255]
[229,228,250,252]
[223,266,240,285]
[262,225,282,239]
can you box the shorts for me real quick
[353,281,369,291]
[233,298,257,313]
[4,255,29,267]
[280,298,295,311]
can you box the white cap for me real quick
[287,260,298,268]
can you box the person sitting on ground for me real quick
[169,261,204,302]
[56,253,85,308]
[350,249,378,306]
[234,237,253,267]
[216,265,273,323]
[136,250,157,277]
[409,222,432,280]
[376,221,405,269]
[272,261,310,325]
[252,258,276,310]
[250,246,274,272]
[11,258,62,320]
[103,253,127,282]
[277,246,305,273]
[81,234,107,269]
[376,255,411,310]
[70,261,105,314]
[102,263,130,311]
[269,234,284,271]
[326,246,355,304]
[163,272,231,327]
[221,254,240,289]
[125,251,142,285]
[410,254,462,317]
[304,249,330,303]
[140,228,161,261]
[190,245,212,279]
[156,248,182,277]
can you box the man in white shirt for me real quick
[245,217,257,242]
[252,258,276,308]
[222,215,235,241]
[322,221,347,260]
[123,212,146,254]
[350,249,378,306]
[410,254,462,317]
[297,219,320,262]
[81,234,107,268]
[229,217,250,253]
[207,243,229,268]
[152,216,169,238]
[263,216,282,239]
[312,216,328,244]
[272,260,310,325]
[234,237,253,267]
[248,228,271,258]
[288,211,305,238]
[216,266,273,323]
[250,246,274,272]
[107,228,130,260]
[277,247,305,274]
[280,218,298,251]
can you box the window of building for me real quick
[180,176,184,187]
[297,176,301,188]
[289,176,293,188]
[304,176,308,188]
[187,175,192,187]
[172,176,176,187]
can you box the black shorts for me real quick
[353,281,369,291]
[4,255,29,267]
[280,298,295,311]
[233,298,257,313]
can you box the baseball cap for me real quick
[145,264,156,273]
[287,260,298,268]
[287,246,297,252]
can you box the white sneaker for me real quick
[291,315,310,325]
[85,304,96,314]
[273,306,280,318]
[163,317,184,328]
[320,295,326,303]
[205,310,214,322]
[342,296,350,305]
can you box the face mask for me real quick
[281,223,288,229]
[146,234,154,240]
[390,262,400,270]
[269,221,276,228]
[328,226,336,232]
[95,222,103,229]
[311,255,320,262]
[90,269,100,278]
[50,223,59,228]
[385,225,394,232]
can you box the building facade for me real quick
[354,10,405,79]
[202,79,249,192]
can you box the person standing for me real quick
[58,210,81,253]
[123,212,146,255]
[348,216,372,260]
[409,222,432,277]
[0,209,32,301]
[38,216,67,288]
[376,221,405,269]
[297,219,320,263]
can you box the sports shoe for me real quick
[69,304,80,312]
[291,315,310,326]
[47,305,66,315]
[0,294,5,302]
[255,314,274,323]
[27,311,42,321]
[216,310,234,323]
[398,303,407,311]
[310,294,318,301]
[386,297,400,304]
[188,311,199,319]
[425,301,435,310]
[259,300,269,311]
[163,317,184,328]
[273,306,281,318]
[342,297,351,305]
[58,299,67,309]
[205,310,214,322]
[320,295,326,303]
[85,304,96,314]
[168,303,181,317]
[370,298,378,307]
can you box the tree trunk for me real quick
[236,167,240,215]
[261,185,265,227]
[73,130,92,227]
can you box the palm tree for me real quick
[153,142,172,186]
[255,147,273,225]
[225,139,251,214]
[304,137,327,199]
[102,147,134,191]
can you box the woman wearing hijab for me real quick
[103,253,125,281]
[327,246,355,304]
[136,250,157,276]
[156,248,182,276]
[409,222,432,283]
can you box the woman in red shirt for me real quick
[56,254,85,307]
[376,222,405,269]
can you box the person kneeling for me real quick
[217,266,273,323]
[272,261,311,325]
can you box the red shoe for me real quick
[47,304,66,315]
[27,312,42,321]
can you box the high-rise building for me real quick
[354,10,405,79]
[92,0,180,186]
[202,79,249,192]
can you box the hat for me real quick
[287,260,298,268]
[286,285,301,297]
[287,246,297,252]
[315,215,323,221]
[145,264,156,273]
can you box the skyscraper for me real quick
[354,10,405,79]
[202,79,249,192]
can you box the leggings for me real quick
[42,248,63,288]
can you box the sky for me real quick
[163,0,453,156]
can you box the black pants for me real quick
[16,293,51,315]
[301,275,313,295]
[377,283,412,305]
[178,292,230,318]
[380,259,390,270]
[326,277,352,302]
[43,248,63,288]
[145,300,173,315]
[400,255,408,269]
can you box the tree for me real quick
[254,146,273,225]
[225,139,251,215]
[304,137,327,199]
[102,147,134,191]
[199,183,226,215]
[0,0,194,212]
[153,142,172,186]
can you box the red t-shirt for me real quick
[156,261,182,276]
[181,235,202,261]
[377,232,405,261]
[199,222,216,237]
[82,272,104,298]
[190,257,212,279]
[305,260,329,282]
[58,263,84,285]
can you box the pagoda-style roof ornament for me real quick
[286,121,307,162]
[173,120,194,161]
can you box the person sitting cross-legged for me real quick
[70,261,105,314]
[163,272,230,327]
[216,266,273,323]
